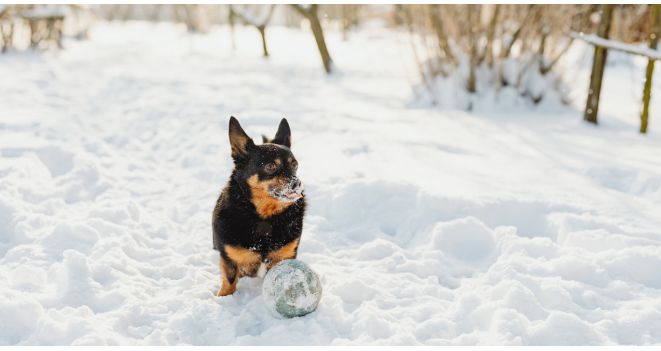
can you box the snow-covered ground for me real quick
[2,21,661,345]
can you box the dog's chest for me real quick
[248,220,280,252]
[255,221,273,236]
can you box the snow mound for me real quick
[431,216,496,263]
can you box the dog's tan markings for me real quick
[247,175,295,219]
[239,262,261,278]
[274,158,282,166]
[225,245,261,267]
[217,258,238,296]
[267,238,300,269]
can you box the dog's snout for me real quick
[291,178,302,189]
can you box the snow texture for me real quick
[2,21,661,345]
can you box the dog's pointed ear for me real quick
[228,116,255,162]
[270,118,291,148]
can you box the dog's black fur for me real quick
[212,116,306,296]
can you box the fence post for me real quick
[584,4,615,124]
[641,4,660,134]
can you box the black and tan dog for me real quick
[212,116,306,296]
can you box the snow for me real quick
[2,21,661,345]
[570,32,661,60]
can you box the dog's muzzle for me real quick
[269,177,304,202]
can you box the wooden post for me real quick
[641,4,660,134]
[584,4,615,124]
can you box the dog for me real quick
[212,116,306,296]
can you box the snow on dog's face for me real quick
[229,116,304,218]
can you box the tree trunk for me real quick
[291,4,333,74]
[466,5,480,93]
[307,7,333,74]
[1,22,13,53]
[341,5,357,41]
[258,25,268,57]
[230,5,275,58]
[428,5,455,64]
[584,4,615,124]
[228,5,236,50]
[502,5,534,58]
[641,4,660,134]
[484,4,500,66]
[29,19,40,48]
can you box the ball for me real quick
[262,259,322,318]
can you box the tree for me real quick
[290,4,334,74]
[340,5,360,41]
[172,5,208,33]
[428,5,455,64]
[0,5,15,53]
[230,5,276,57]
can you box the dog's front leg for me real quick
[217,256,238,296]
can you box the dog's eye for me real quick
[290,159,298,171]
[264,163,278,174]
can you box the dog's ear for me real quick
[270,118,291,148]
[228,116,255,162]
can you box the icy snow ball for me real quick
[262,259,322,318]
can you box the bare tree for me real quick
[501,5,535,59]
[400,5,589,106]
[230,5,276,57]
[340,5,360,41]
[20,5,66,49]
[483,4,500,66]
[466,5,480,93]
[172,5,209,33]
[0,5,15,53]
[290,4,333,74]
[428,5,455,64]
[227,5,236,50]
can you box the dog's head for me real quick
[228,116,304,208]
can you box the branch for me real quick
[290,4,313,19]
[481,4,500,65]
[428,4,455,64]
[569,31,661,60]
[502,5,535,58]
[540,37,575,74]
[230,4,276,28]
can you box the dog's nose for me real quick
[291,178,302,189]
